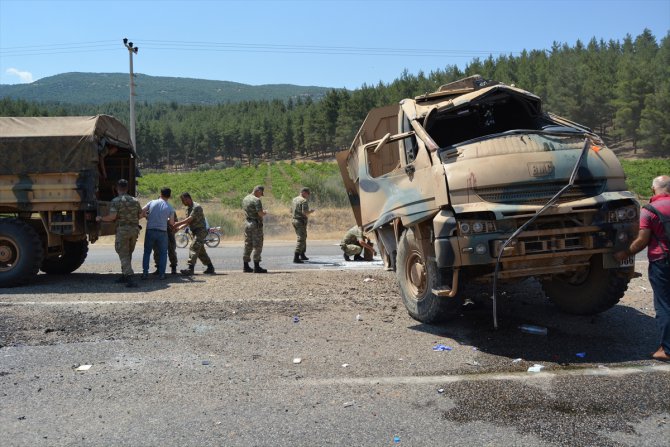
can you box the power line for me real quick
[0,38,522,58]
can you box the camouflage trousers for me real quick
[115,228,139,276]
[292,219,307,253]
[153,229,177,268]
[188,229,212,267]
[340,243,363,257]
[243,220,264,262]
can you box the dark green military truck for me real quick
[0,115,137,287]
[338,76,638,323]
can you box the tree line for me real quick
[1,29,667,168]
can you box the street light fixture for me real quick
[123,38,139,151]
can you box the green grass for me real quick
[621,159,670,199]
[137,161,347,208]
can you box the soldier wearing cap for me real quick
[96,179,142,287]
[242,185,268,273]
[291,187,315,263]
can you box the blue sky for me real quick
[0,0,668,89]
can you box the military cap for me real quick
[117,179,129,188]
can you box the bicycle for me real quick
[175,226,221,248]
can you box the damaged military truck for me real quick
[337,75,638,323]
[0,115,137,287]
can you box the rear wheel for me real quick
[205,232,220,248]
[541,254,630,315]
[0,219,44,287]
[396,228,462,323]
[41,240,89,274]
[175,232,189,248]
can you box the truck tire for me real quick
[0,219,45,287]
[397,228,462,323]
[40,240,89,274]
[540,254,630,315]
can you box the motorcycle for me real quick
[175,226,221,248]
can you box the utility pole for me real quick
[122,38,139,150]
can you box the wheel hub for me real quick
[406,252,426,296]
[0,238,19,270]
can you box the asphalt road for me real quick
[1,242,669,446]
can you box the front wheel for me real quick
[175,232,189,248]
[205,232,220,248]
[396,228,462,323]
[0,219,44,287]
[540,254,630,315]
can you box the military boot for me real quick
[125,275,138,288]
[300,253,309,261]
[353,254,364,261]
[171,266,177,275]
[293,252,304,264]
[203,264,216,275]
[243,261,253,273]
[181,265,195,276]
[343,254,351,261]
[115,274,127,284]
[253,261,267,273]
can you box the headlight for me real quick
[609,205,638,223]
[458,220,496,235]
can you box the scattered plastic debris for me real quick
[519,324,548,335]
[640,286,647,291]
[75,365,92,371]
[512,358,523,363]
[342,363,350,368]
[575,352,586,358]
[527,364,545,373]
[466,360,481,366]
[363,277,376,282]
[432,344,453,352]
[393,435,401,443]
[437,388,444,394]
[356,314,363,321]
[293,358,302,364]
[202,360,210,366]
[343,401,355,408]
[293,316,300,323]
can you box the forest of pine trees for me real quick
[1,30,668,169]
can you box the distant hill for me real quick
[0,72,334,105]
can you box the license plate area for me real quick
[619,255,635,268]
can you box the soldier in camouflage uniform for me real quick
[242,185,268,273]
[173,192,215,276]
[340,225,375,262]
[96,179,142,287]
[291,187,315,264]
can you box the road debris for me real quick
[518,324,548,335]
[293,358,302,364]
[75,365,92,371]
[432,344,453,352]
[527,364,545,373]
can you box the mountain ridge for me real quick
[0,72,335,105]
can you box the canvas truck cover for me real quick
[0,115,134,175]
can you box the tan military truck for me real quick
[0,115,137,287]
[337,75,638,323]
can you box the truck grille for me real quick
[475,179,605,205]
